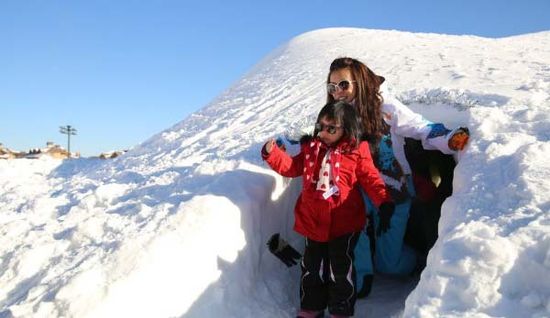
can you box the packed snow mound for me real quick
[1,28,549,318]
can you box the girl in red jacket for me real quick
[262,101,394,318]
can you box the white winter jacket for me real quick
[380,87,459,175]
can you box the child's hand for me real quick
[275,137,287,152]
[264,139,276,154]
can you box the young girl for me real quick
[262,101,394,318]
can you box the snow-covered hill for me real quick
[1,28,549,317]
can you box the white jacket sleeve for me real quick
[382,95,456,155]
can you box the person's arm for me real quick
[261,139,304,178]
[384,99,469,154]
[355,142,393,207]
[356,142,395,235]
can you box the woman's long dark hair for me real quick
[313,101,362,148]
[326,57,385,141]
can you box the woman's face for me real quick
[317,116,344,146]
[328,68,356,103]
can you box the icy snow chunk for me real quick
[55,267,106,315]
[193,159,240,175]
[545,248,550,268]
[94,183,130,205]
[521,292,543,308]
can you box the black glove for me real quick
[377,202,395,236]
[267,233,302,267]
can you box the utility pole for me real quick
[59,125,77,158]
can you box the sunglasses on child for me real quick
[327,80,355,94]
[315,123,342,134]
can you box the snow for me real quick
[1,28,549,317]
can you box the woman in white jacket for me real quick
[326,57,469,297]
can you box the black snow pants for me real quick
[300,232,360,316]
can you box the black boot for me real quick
[356,274,373,299]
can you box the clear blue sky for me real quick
[1,0,549,156]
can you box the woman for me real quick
[326,57,469,297]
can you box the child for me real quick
[262,101,394,318]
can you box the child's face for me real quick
[317,116,344,146]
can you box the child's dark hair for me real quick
[312,101,363,147]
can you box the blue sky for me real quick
[1,1,549,156]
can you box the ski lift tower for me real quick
[59,125,77,158]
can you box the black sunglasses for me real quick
[315,123,342,135]
[327,80,355,94]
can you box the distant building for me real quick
[24,142,74,159]
[0,143,23,159]
[1,142,82,159]
[99,150,127,159]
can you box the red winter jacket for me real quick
[262,138,392,242]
